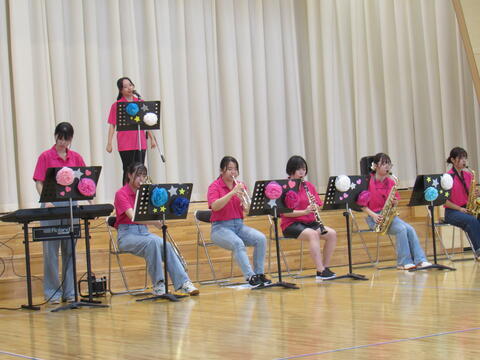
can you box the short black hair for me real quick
[286,155,308,176]
[127,162,147,178]
[447,147,468,164]
[116,77,135,100]
[220,156,239,173]
[54,122,74,141]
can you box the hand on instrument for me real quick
[372,213,384,224]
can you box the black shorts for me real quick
[282,221,322,238]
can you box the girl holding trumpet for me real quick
[207,156,271,287]
[280,155,338,280]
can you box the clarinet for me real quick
[302,180,328,235]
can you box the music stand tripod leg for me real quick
[410,204,456,272]
[137,215,187,302]
[253,207,299,290]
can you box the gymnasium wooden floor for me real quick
[0,259,479,360]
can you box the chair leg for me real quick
[349,210,375,267]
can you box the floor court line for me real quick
[0,350,45,360]
[276,327,480,359]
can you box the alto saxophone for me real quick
[466,168,480,217]
[302,180,328,235]
[375,174,399,235]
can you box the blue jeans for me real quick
[117,224,188,289]
[366,215,427,266]
[444,208,480,251]
[40,201,78,300]
[211,219,266,279]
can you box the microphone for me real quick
[133,90,142,99]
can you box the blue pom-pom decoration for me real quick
[424,187,438,202]
[126,103,139,116]
[151,187,168,207]
[171,197,189,216]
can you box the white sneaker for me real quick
[417,261,432,268]
[179,280,199,296]
[397,263,416,270]
[152,282,166,296]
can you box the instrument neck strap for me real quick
[452,168,469,195]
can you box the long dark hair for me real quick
[116,77,135,100]
[446,147,468,164]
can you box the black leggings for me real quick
[119,150,146,185]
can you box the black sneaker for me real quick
[257,274,272,285]
[248,274,263,287]
[316,267,336,280]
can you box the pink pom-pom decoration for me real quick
[265,181,283,200]
[77,178,96,197]
[284,190,299,209]
[56,167,75,186]
[356,190,370,207]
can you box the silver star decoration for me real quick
[168,186,178,196]
[350,183,356,190]
[73,169,83,179]
[432,178,439,188]
[141,104,149,112]
[267,199,277,208]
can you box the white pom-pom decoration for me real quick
[143,112,158,126]
[335,175,351,192]
[441,173,453,190]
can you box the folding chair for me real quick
[106,216,149,295]
[425,210,478,261]
[194,210,235,285]
[349,208,396,269]
[266,215,298,277]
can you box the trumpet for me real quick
[232,176,251,208]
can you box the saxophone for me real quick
[302,180,328,235]
[466,168,480,217]
[375,174,399,235]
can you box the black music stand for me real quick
[323,175,369,281]
[408,174,456,271]
[40,166,109,312]
[116,101,161,163]
[133,183,193,302]
[248,179,300,290]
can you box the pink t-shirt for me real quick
[445,168,472,207]
[114,184,139,227]
[280,181,323,231]
[108,96,147,152]
[33,145,86,182]
[207,176,244,222]
[366,174,400,213]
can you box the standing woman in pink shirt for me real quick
[207,156,271,287]
[358,153,431,270]
[443,147,480,257]
[106,77,157,184]
[33,122,86,303]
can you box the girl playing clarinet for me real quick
[280,155,337,280]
